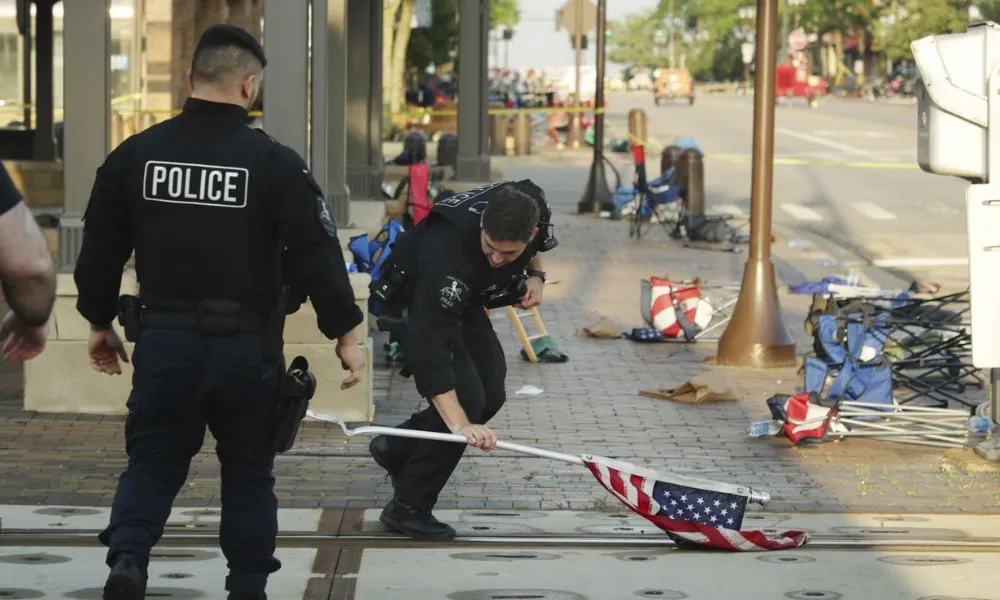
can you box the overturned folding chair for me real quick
[639,277,739,343]
[624,145,685,240]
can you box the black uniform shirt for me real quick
[74,98,363,338]
[402,213,541,399]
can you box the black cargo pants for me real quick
[98,329,283,596]
[388,314,508,511]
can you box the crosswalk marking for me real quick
[851,202,897,220]
[780,203,823,221]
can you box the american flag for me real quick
[583,454,809,552]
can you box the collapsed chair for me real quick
[804,290,981,410]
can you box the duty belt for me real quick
[137,295,268,334]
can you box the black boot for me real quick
[103,552,147,600]
[369,435,406,489]
[379,498,456,540]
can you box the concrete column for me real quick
[58,0,111,271]
[456,0,491,182]
[345,0,384,201]
[324,0,351,225]
[311,0,328,192]
[33,0,55,161]
[262,0,308,159]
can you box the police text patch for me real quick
[143,161,249,208]
[438,276,470,314]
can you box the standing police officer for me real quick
[73,25,366,600]
[368,180,557,539]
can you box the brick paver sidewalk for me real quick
[0,163,997,514]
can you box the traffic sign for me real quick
[555,0,597,35]
[788,28,807,51]
[741,42,755,64]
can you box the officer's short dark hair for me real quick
[482,186,541,243]
[191,24,266,86]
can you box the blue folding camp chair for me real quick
[803,313,894,410]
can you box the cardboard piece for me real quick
[577,317,622,339]
[640,370,741,404]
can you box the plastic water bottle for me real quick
[746,420,782,438]
[968,416,992,436]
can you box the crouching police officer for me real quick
[72,25,366,600]
[368,180,557,539]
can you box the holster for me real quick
[268,355,318,453]
[116,295,143,343]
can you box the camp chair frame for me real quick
[640,280,740,344]
[805,298,982,410]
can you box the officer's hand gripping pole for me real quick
[305,409,771,507]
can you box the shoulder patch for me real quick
[317,196,336,238]
[438,275,470,314]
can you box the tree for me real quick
[407,0,459,72]
[384,0,416,114]
[490,0,521,30]
[873,0,969,62]
[607,11,673,69]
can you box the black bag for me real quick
[683,214,734,243]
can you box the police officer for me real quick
[0,162,56,363]
[368,180,557,539]
[72,25,366,600]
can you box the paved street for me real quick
[2,91,998,598]
[598,91,972,291]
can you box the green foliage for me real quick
[607,10,672,69]
[490,0,521,30]
[407,0,459,71]
[873,0,971,61]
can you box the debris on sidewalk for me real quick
[519,336,569,363]
[747,392,988,449]
[640,371,741,404]
[626,277,738,344]
[515,385,545,396]
[577,317,622,339]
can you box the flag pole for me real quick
[307,410,585,464]
[306,410,771,506]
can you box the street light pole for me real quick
[716,0,797,368]
[577,0,612,214]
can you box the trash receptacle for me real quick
[436,132,458,170]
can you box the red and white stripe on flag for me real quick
[648,278,715,338]
[582,454,809,552]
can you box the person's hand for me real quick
[455,423,498,452]
[516,276,544,310]
[335,337,366,390]
[0,312,48,363]
[88,328,129,375]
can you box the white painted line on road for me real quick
[813,129,893,139]
[711,204,746,218]
[871,257,969,268]
[777,127,891,162]
[780,203,823,221]
[851,202,897,221]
